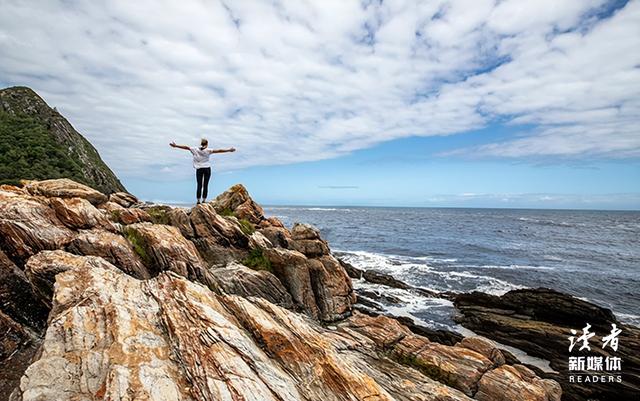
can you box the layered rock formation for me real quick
[454,289,640,401]
[0,178,562,401]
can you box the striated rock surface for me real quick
[122,222,206,279]
[0,194,74,263]
[455,289,640,401]
[210,261,293,308]
[211,183,265,224]
[49,196,114,230]
[66,229,150,279]
[108,191,139,208]
[24,178,108,205]
[0,178,563,401]
[10,258,559,401]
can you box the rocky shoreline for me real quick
[0,178,634,400]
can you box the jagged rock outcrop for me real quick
[66,229,150,279]
[0,86,125,194]
[211,183,265,224]
[455,289,640,401]
[0,190,74,263]
[0,178,562,401]
[10,258,560,401]
[209,261,293,308]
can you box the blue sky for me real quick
[1,0,639,209]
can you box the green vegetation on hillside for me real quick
[0,110,89,186]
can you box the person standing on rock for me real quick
[169,138,235,204]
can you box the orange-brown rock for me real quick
[66,229,150,279]
[209,262,293,308]
[49,196,114,230]
[109,207,152,225]
[0,195,74,263]
[23,178,108,205]
[108,191,138,207]
[475,365,561,401]
[190,203,248,247]
[211,183,265,224]
[13,260,477,401]
[24,250,115,306]
[122,222,206,280]
[259,226,292,248]
[265,247,320,318]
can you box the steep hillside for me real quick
[0,86,125,194]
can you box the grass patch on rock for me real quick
[242,248,271,272]
[145,206,170,225]
[238,218,255,235]
[124,227,152,267]
[219,208,235,217]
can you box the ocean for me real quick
[264,206,640,330]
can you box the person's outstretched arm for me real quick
[210,147,236,153]
[170,142,191,150]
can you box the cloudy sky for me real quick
[1,0,639,208]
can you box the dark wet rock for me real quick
[454,288,640,401]
[0,250,48,331]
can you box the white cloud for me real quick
[0,0,638,179]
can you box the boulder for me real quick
[49,197,113,230]
[258,216,286,229]
[309,255,355,321]
[122,223,209,283]
[264,247,319,319]
[0,195,74,263]
[258,226,292,248]
[211,184,265,224]
[24,250,114,307]
[109,207,152,225]
[475,365,561,401]
[209,262,293,308]
[166,207,195,238]
[108,191,138,208]
[23,178,108,205]
[190,203,248,248]
[248,231,273,249]
[291,238,330,257]
[66,230,150,279]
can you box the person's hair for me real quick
[200,138,208,150]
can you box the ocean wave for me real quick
[265,206,351,212]
[517,217,574,228]
[615,312,640,327]
[340,250,523,296]
[464,264,557,271]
